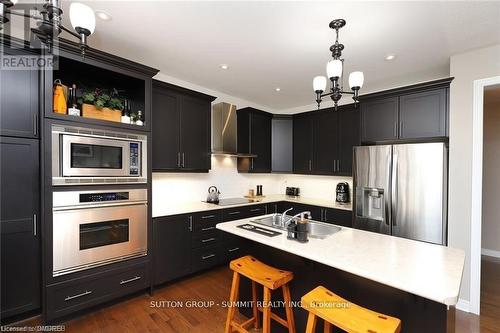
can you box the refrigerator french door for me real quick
[353,143,447,245]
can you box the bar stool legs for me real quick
[224,272,240,333]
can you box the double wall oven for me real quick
[51,125,149,277]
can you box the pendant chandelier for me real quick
[312,19,364,110]
[0,0,96,58]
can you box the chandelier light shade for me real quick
[70,2,96,35]
[326,59,342,79]
[349,71,364,90]
[313,76,327,93]
[312,19,364,110]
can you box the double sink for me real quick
[250,214,341,239]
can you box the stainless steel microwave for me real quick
[51,125,147,185]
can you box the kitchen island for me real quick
[217,215,465,332]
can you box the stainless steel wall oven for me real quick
[51,125,147,185]
[52,188,148,276]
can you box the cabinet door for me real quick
[153,215,192,285]
[250,112,272,172]
[293,114,313,174]
[272,117,293,173]
[0,137,40,318]
[313,110,338,175]
[399,88,447,139]
[337,105,360,175]
[323,208,352,228]
[180,95,211,170]
[152,88,180,170]
[360,97,399,142]
[0,50,39,138]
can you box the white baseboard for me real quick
[455,299,470,313]
[481,248,500,258]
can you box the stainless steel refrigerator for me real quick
[353,142,448,245]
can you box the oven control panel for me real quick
[129,142,140,175]
[79,192,130,203]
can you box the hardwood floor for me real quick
[10,258,500,332]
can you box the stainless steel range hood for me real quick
[212,102,256,157]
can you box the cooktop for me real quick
[206,198,254,206]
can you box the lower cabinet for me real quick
[153,215,192,285]
[45,261,149,321]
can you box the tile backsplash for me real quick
[153,156,353,207]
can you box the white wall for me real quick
[482,86,500,255]
[448,44,500,303]
[152,156,352,208]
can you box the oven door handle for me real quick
[53,201,148,212]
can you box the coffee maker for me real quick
[336,182,350,204]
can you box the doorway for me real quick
[470,77,500,320]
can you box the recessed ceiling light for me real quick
[275,87,281,92]
[385,54,396,61]
[95,10,112,21]
[220,64,229,70]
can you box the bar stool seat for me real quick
[225,255,296,333]
[301,286,401,333]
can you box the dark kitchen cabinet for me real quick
[360,97,399,142]
[337,104,360,175]
[237,108,272,173]
[153,215,192,285]
[399,88,447,139]
[360,78,452,143]
[0,49,39,139]
[313,109,338,175]
[271,116,293,173]
[0,137,40,319]
[152,80,216,172]
[322,208,352,227]
[293,113,314,174]
[293,105,359,176]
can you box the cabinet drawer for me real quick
[247,204,266,217]
[223,206,250,221]
[191,245,222,272]
[192,210,222,233]
[192,230,221,248]
[46,262,149,321]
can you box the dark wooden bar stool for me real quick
[301,286,401,333]
[225,255,296,333]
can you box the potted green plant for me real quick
[78,88,124,122]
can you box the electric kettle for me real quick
[206,186,220,204]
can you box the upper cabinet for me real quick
[293,104,360,176]
[360,78,452,143]
[0,48,40,139]
[271,116,293,173]
[237,108,272,173]
[152,80,216,172]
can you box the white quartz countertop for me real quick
[216,215,465,306]
[153,194,352,218]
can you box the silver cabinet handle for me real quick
[228,247,240,252]
[65,290,92,301]
[202,254,215,260]
[120,276,141,285]
[33,113,38,137]
[201,215,216,219]
[309,160,312,171]
[189,216,193,231]
[394,121,398,138]
[182,153,185,168]
[201,237,216,243]
[201,226,215,231]
[265,205,268,214]
[399,121,403,138]
[228,211,240,215]
[250,208,261,212]
[33,214,37,236]
[177,152,181,168]
[251,158,254,170]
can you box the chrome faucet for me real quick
[280,207,294,225]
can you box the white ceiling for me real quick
[56,1,500,110]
